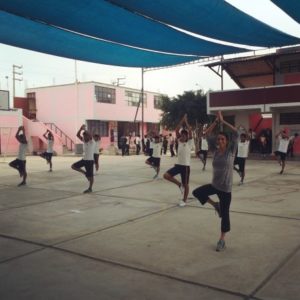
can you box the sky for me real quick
[0,0,300,103]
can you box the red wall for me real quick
[249,113,272,135]
[14,97,29,118]
[210,84,300,107]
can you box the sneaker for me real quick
[178,184,184,194]
[238,181,243,186]
[83,188,92,193]
[279,170,283,175]
[17,181,26,187]
[178,200,186,207]
[216,239,226,252]
[213,202,221,218]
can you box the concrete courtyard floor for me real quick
[0,154,299,300]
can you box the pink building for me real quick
[25,82,164,153]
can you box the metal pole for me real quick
[221,56,224,91]
[141,68,144,140]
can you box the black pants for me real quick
[136,144,141,155]
[193,184,231,233]
[170,144,175,157]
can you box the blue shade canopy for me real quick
[0,11,199,68]
[271,0,300,24]
[109,0,300,47]
[0,0,245,56]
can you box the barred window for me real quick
[280,112,300,125]
[280,60,300,74]
[86,120,109,137]
[95,86,115,104]
[154,95,162,109]
[125,91,147,107]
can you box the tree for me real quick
[160,90,211,130]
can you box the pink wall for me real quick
[23,116,64,155]
[27,82,162,151]
[0,110,22,155]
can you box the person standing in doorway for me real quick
[192,111,238,252]
[9,126,28,186]
[40,129,54,172]
[71,125,95,193]
[164,114,193,207]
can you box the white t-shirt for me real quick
[47,139,54,153]
[18,143,27,161]
[135,137,140,145]
[93,140,100,154]
[201,138,208,151]
[177,139,193,166]
[278,136,289,153]
[149,139,154,149]
[152,142,162,158]
[237,141,249,158]
[168,136,174,145]
[83,140,95,160]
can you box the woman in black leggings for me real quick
[193,111,238,252]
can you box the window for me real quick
[87,120,109,137]
[95,86,115,104]
[27,92,36,100]
[154,95,163,109]
[125,90,147,107]
[280,112,300,125]
[280,60,300,74]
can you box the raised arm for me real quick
[15,126,23,142]
[218,111,238,132]
[204,115,219,136]
[184,115,193,139]
[76,124,86,142]
[175,114,186,138]
[43,130,48,140]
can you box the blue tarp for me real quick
[0,0,246,56]
[271,0,300,24]
[0,11,199,68]
[110,0,300,47]
[0,0,299,67]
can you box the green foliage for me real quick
[160,90,210,130]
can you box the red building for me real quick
[206,46,300,155]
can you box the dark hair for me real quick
[240,133,246,139]
[218,131,229,141]
[181,129,188,136]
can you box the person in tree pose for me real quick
[233,132,249,185]
[163,114,193,207]
[9,126,28,186]
[71,125,95,193]
[274,129,290,174]
[40,129,54,172]
[145,135,162,179]
[193,111,238,252]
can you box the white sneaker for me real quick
[178,200,186,207]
